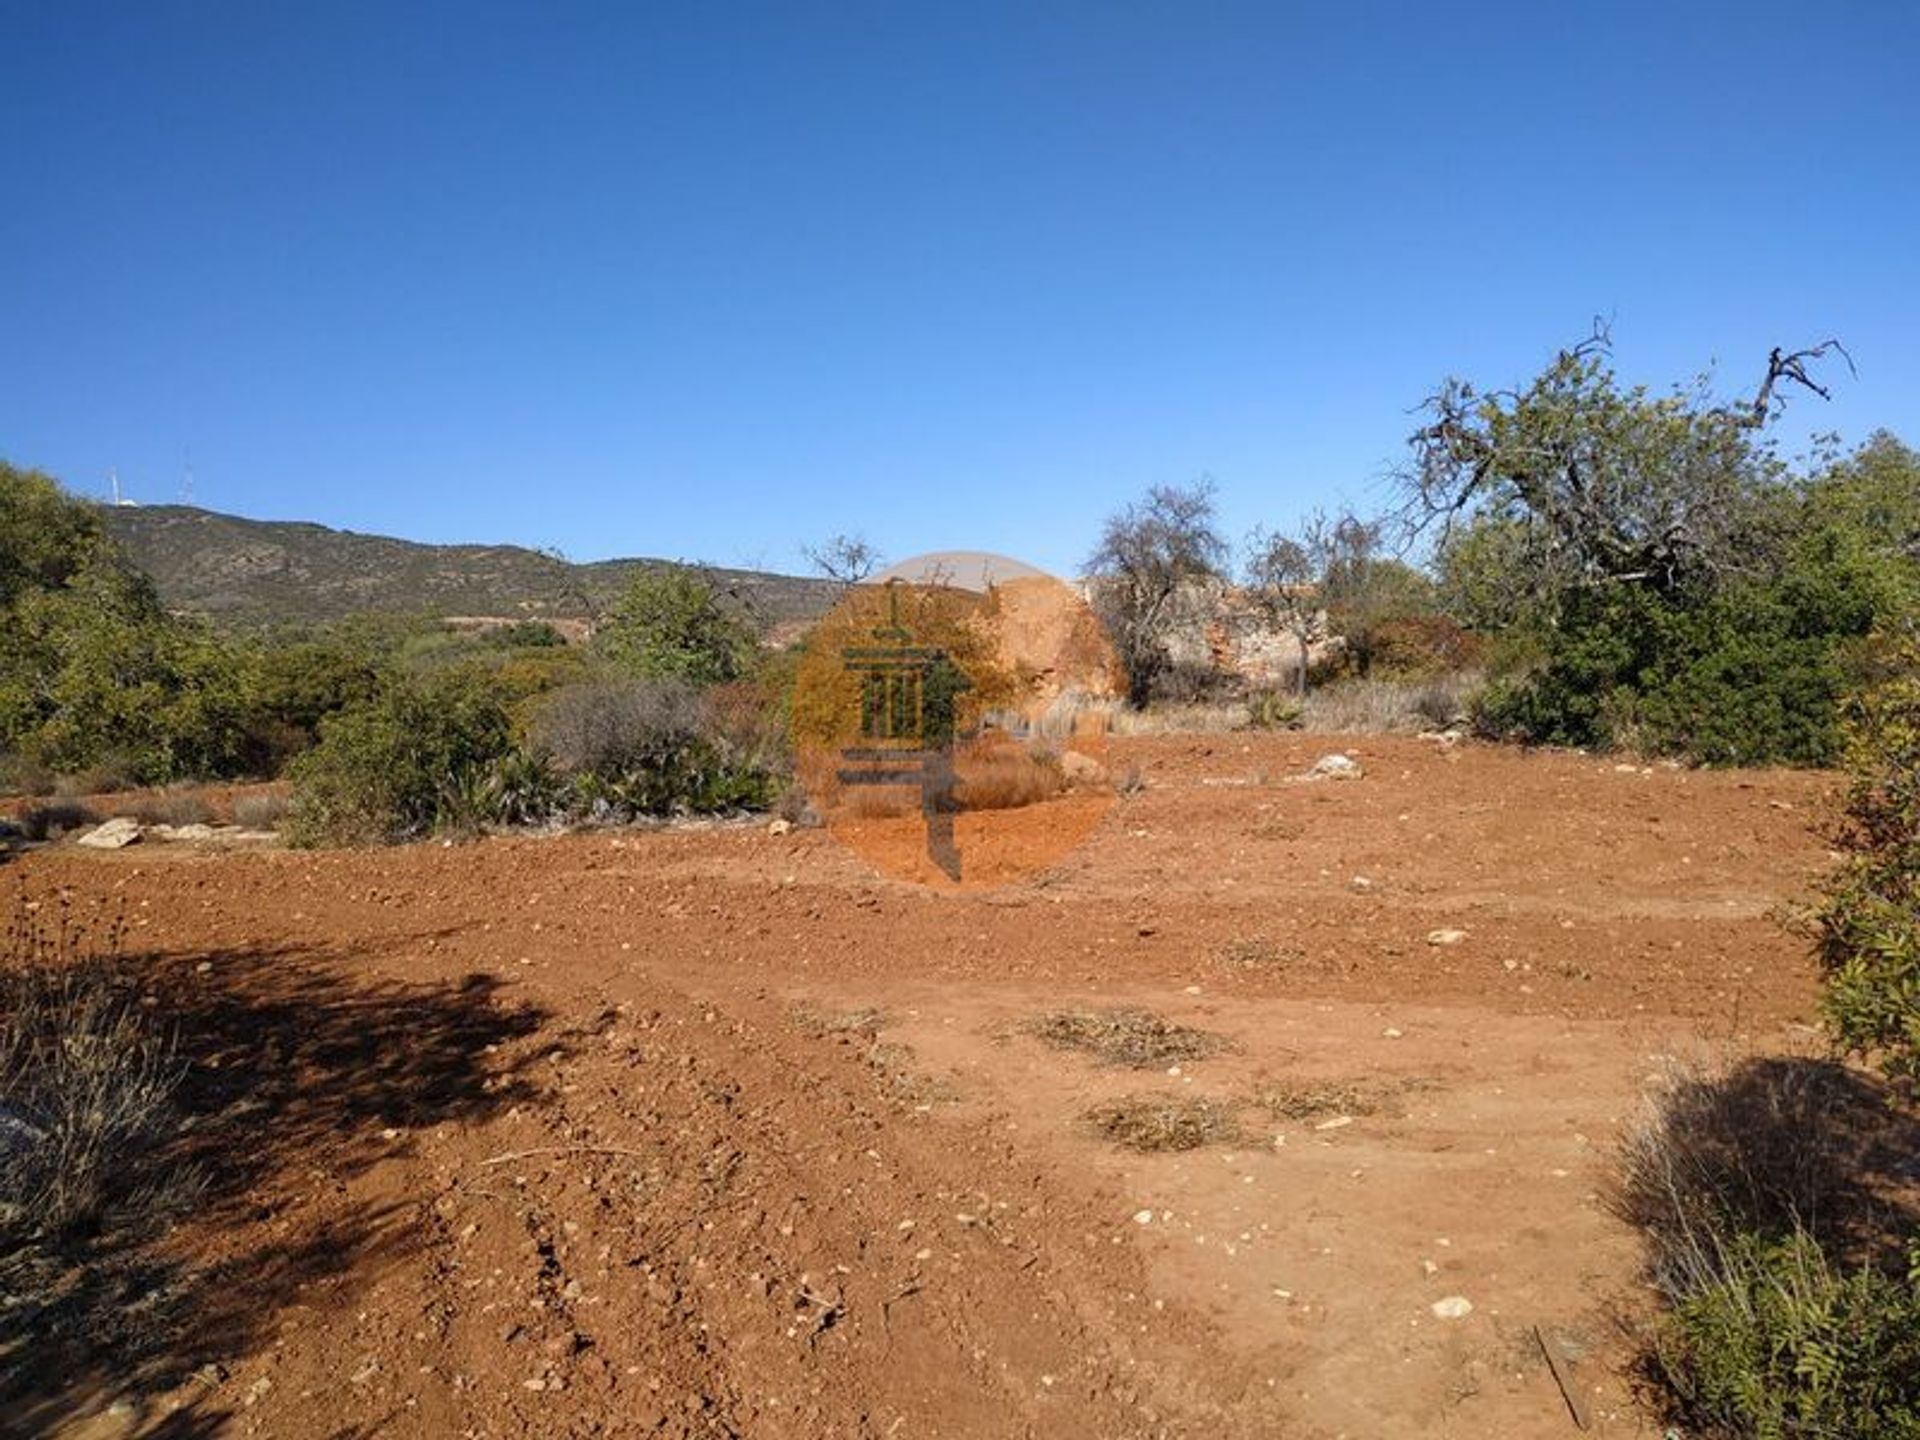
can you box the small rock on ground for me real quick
[76,817,142,849]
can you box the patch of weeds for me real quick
[1249,815,1305,841]
[1084,1095,1243,1152]
[232,793,291,830]
[793,1005,887,1038]
[1251,1074,1432,1122]
[1027,1007,1226,1068]
[868,1041,956,1108]
[122,787,214,828]
[1614,1057,1920,1438]
[794,1007,952,1108]
[1215,936,1303,972]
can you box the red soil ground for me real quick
[11,733,1840,1439]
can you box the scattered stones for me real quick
[1133,1209,1155,1226]
[76,817,142,849]
[1426,928,1468,947]
[1430,1295,1474,1319]
[152,823,218,842]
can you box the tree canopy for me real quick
[1085,481,1228,707]
[596,568,756,687]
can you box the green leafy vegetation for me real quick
[1407,335,1919,764]
[1819,647,1920,1076]
[596,569,756,686]
[1656,1231,1920,1439]
[284,670,518,845]
[0,463,258,783]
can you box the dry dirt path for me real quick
[13,735,1836,1439]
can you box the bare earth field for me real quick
[10,734,1840,1440]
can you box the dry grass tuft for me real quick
[1251,1074,1433,1122]
[1253,1078,1382,1121]
[232,792,292,830]
[1027,1007,1226,1068]
[1298,674,1483,734]
[1215,936,1304,972]
[955,745,1065,812]
[1612,1055,1916,1299]
[1106,702,1250,736]
[1084,1094,1243,1152]
[794,1005,888,1037]
[794,1006,952,1107]
[0,898,198,1246]
[121,786,213,828]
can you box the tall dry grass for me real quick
[0,897,196,1245]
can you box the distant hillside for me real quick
[101,504,836,633]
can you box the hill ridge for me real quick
[101,503,835,631]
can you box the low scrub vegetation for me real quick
[1616,1057,1920,1438]
[231,791,291,830]
[1299,674,1478,734]
[1819,648,1920,1077]
[1,897,198,1290]
[120,786,214,828]
[1615,636,1920,1435]
[1083,1094,1243,1152]
[1026,1007,1226,1068]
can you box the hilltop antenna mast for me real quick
[110,468,122,506]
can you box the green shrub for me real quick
[1472,582,1867,766]
[531,679,776,819]
[1653,1230,1920,1439]
[286,673,515,846]
[440,750,569,832]
[596,569,755,686]
[1819,651,1920,1076]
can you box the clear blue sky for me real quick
[5,2,1915,578]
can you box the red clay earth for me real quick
[10,733,1839,1439]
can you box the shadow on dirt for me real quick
[0,932,550,1435]
[1615,1054,1920,1280]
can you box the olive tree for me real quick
[1402,329,1850,617]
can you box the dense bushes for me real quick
[1819,648,1920,1076]
[284,671,517,845]
[1472,581,1868,765]
[1,544,260,784]
[1617,642,1920,1435]
[1656,1231,1920,1438]
[1462,434,1920,765]
[596,570,754,686]
[530,679,778,819]
[1617,1057,1920,1438]
[283,672,782,846]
